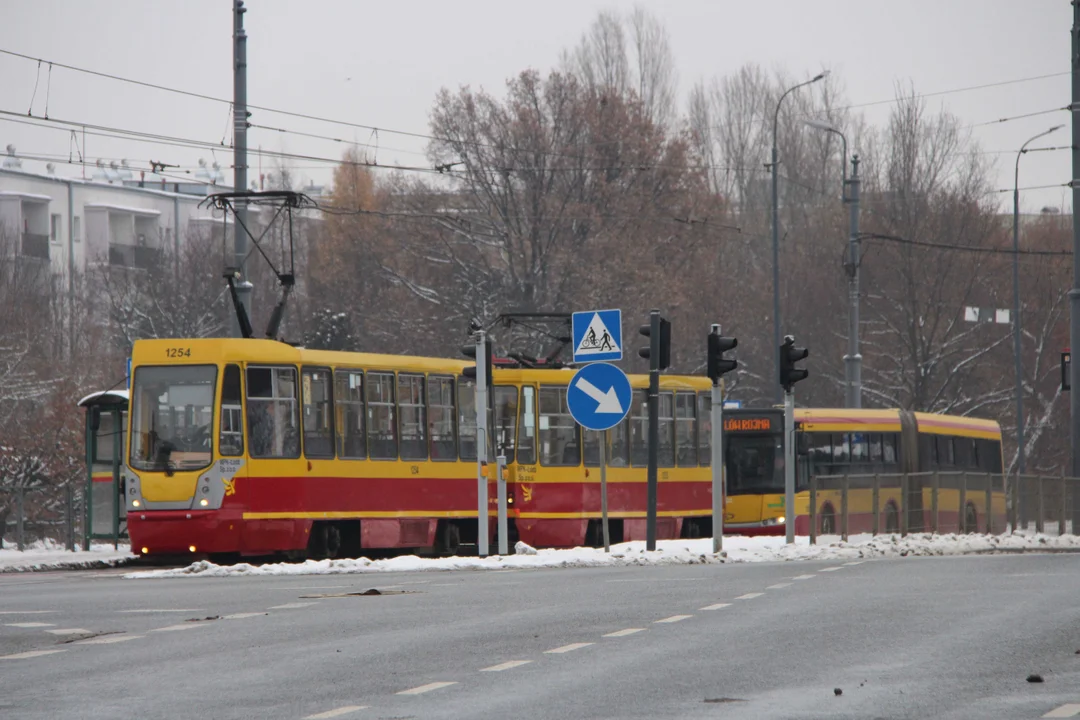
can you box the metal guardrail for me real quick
[0,485,78,552]
[807,472,1078,544]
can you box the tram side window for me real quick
[493,386,518,462]
[516,386,536,465]
[584,429,602,467]
[697,392,711,467]
[246,366,300,459]
[428,375,456,461]
[219,364,243,457]
[675,392,697,467]
[539,386,579,466]
[302,367,334,459]
[630,391,649,467]
[368,372,397,460]
[334,370,365,459]
[658,392,675,467]
[609,413,629,467]
[458,378,477,461]
[398,374,427,460]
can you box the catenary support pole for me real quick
[1071,1,1080,525]
[845,155,862,408]
[232,1,252,335]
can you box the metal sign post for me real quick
[567,359,632,554]
[496,454,508,556]
[712,379,724,554]
[784,388,796,544]
[474,330,489,557]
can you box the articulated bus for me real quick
[122,338,715,559]
[721,407,1006,536]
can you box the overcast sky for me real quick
[1,0,1071,213]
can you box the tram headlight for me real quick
[189,545,197,553]
[132,499,141,508]
[199,498,209,507]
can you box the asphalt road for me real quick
[2,553,1080,720]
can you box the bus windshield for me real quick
[725,433,784,495]
[130,365,217,473]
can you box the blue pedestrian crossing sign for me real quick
[572,309,622,363]
[567,362,632,432]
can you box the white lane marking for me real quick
[819,567,844,572]
[480,660,532,672]
[1044,705,1080,718]
[603,628,645,637]
[735,593,763,600]
[767,583,792,589]
[700,603,731,611]
[266,586,348,591]
[791,574,816,580]
[544,642,594,654]
[149,624,201,632]
[844,561,865,566]
[0,611,55,615]
[655,614,692,624]
[223,612,267,620]
[74,634,144,645]
[396,681,458,695]
[303,706,368,719]
[269,602,317,610]
[5,622,55,628]
[45,628,91,635]
[0,649,66,660]
[118,608,203,614]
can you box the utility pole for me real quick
[706,324,738,553]
[474,330,490,557]
[645,311,661,551]
[232,0,253,336]
[845,155,862,408]
[1072,2,1080,505]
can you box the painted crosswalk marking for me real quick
[397,681,457,695]
[480,660,532,672]
[269,602,317,610]
[544,642,593,654]
[0,649,66,660]
[1044,705,1080,718]
[149,624,201,632]
[75,635,143,645]
[735,593,763,600]
[4,622,55,628]
[700,603,731,611]
[603,628,645,637]
[655,615,692,624]
[767,583,792,589]
[303,706,367,719]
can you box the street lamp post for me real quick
[772,72,828,402]
[805,119,862,408]
[1012,125,1065,482]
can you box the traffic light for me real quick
[779,335,809,392]
[706,327,738,383]
[462,336,494,390]
[638,314,671,370]
[1064,349,1071,392]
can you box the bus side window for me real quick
[458,378,477,461]
[675,392,696,467]
[302,367,334,459]
[219,363,243,457]
[868,434,882,466]
[517,386,536,465]
[398,373,427,461]
[427,375,456,461]
[368,372,397,460]
[697,392,711,467]
[334,370,365,459]
[538,386,579,466]
[882,433,898,466]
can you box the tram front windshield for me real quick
[725,433,784,495]
[129,365,217,473]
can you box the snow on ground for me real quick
[126,532,1080,579]
[0,539,137,573]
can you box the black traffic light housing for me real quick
[462,336,494,390]
[706,327,738,383]
[1064,349,1071,392]
[779,335,809,392]
[638,314,672,371]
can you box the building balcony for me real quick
[21,232,49,260]
[108,243,161,270]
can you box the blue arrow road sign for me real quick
[567,362,632,432]
[572,309,622,363]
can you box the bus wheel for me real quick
[963,504,978,535]
[884,503,900,534]
[820,506,836,536]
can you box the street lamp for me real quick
[772,71,828,402]
[1012,124,1064,479]
[805,118,862,408]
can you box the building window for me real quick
[50,214,61,244]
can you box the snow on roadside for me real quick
[125,532,1080,579]
[0,539,137,573]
